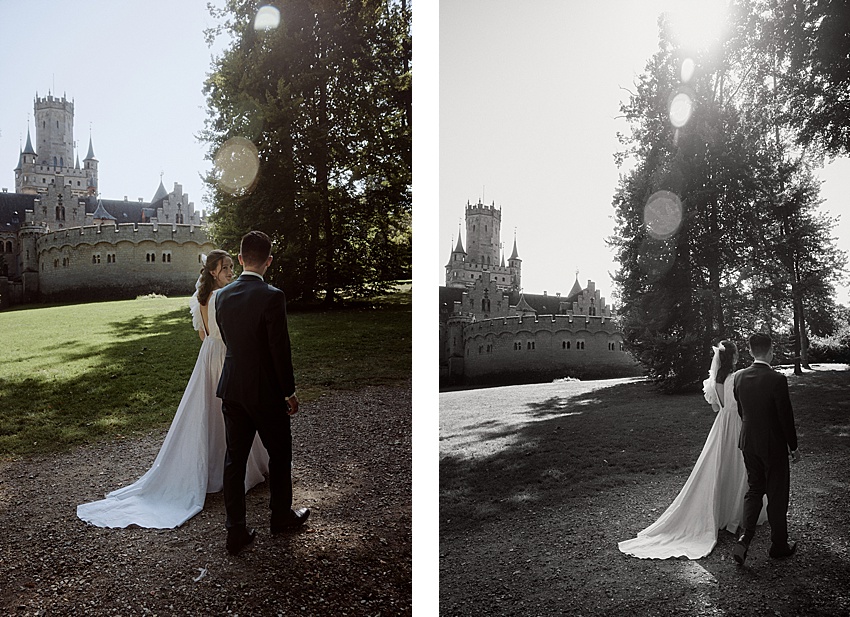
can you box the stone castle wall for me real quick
[36,223,215,301]
[460,314,640,383]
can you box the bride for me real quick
[618,340,766,559]
[77,250,270,528]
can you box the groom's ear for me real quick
[266,255,273,267]
[238,253,245,266]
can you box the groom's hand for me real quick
[286,394,300,416]
[790,449,801,464]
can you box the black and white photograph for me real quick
[439,1,850,615]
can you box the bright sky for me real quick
[0,0,227,216]
[438,0,850,306]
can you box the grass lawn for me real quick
[0,290,410,458]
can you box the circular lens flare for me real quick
[213,136,260,196]
[254,6,281,31]
[669,91,693,128]
[644,190,683,240]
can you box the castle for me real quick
[0,93,215,308]
[439,200,641,386]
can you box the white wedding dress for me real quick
[618,363,767,559]
[77,289,270,528]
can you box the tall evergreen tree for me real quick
[201,0,411,302]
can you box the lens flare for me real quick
[644,190,683,240]
[681,58,695,83]
[669,90,694,128]
[254,5,280,31]
[213,136,260,196]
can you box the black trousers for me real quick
[221,399,292,530]
[741,449,790,547]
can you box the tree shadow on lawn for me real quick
[0,308,200,457]
[441,380,713,531]
[440,370,850,616]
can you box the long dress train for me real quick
[617,370,767,559]
[77,290,269,528]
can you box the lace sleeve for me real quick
[702,345,722,412]
[189,291,203,332]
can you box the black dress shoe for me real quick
[226,527,257,556]
[769,540,797,558]
[271,507,310,535]
[733,540,749,565]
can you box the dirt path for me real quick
[440,367,850,616]
[0,384,411,616]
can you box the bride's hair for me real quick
[715,339,737,384]
[197,249,231,306]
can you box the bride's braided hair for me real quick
[715,339,737,384]
[197,249,231,306]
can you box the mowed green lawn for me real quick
[0,289,410,458]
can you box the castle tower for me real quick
[507,234,522,291]
[35,93,74,171]
[445,229,467,288]
[465,199,501,267]
[83,135,98,194]
[14,129,38,194]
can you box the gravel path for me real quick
[0,384,411,616]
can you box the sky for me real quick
[438,0,850,306]
[0,0,229,217]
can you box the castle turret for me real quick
[445,230,468,288]
[83,135,98,194]
[465,199,501,268]
[14,129,38,194]
[508,234,522,291]
[35,93,74,171]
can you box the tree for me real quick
[773,0,850,157]
[202,0,411,303]
[612,4,847,390]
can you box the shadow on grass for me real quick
[1,300,411,458]
[441,380,710,530]
[0,307,200,457]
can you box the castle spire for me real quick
[508,231,520,261]
[22,127,36,155]
[568,272,583,298]
[84,135,97,161]
[151,176,168,203]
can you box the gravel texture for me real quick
[0,384,411,616]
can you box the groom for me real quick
[732,332,799,565]
[216,230,310,556]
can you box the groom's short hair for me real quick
[240,230,272,267]
[749,332,772,356]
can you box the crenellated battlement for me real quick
[465,201,502,220]
[465,313,620,336]
[35,93,74,112]
[36,222,210,252]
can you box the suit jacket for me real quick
[733,362,797,459]
[215,273,296,409]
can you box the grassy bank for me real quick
[0,291,410,458]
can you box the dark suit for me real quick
[733,362,797,547]
[216,272,296,531]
